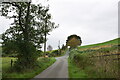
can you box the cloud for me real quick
[0,17,14,34]
[0,0,119,50]
[46,0,118,49]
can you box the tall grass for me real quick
[69,38,119,78]
[2,57,56,78]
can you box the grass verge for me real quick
[2,57,56,79]
[69,38,119,78]
[68,58,88,78]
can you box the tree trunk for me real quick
[44,26,47,55]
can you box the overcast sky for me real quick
[0,0,119,50]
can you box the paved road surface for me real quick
[33,50,69,78]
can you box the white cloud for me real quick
[0,0,119,50]
[46,0,119,49]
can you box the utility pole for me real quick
[58,40,60,49]
[58,40,61,55]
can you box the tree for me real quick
[0,34,2,44]
[61,44,66,50]
[0,2,58,70]
[58,40,61,54]
[43,12,58,54]
[47,45,53,51]
[66,34,82,48]
[0,34,2,39]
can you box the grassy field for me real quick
[78,38,119,49]
[69,38,119,78]
[0,46,1,79]
[1,57,56,79]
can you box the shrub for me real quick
[49,50,59,57]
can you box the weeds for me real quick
[69,43,119,78]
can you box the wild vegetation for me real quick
[1,57,56,78]
[44,43,67,57]
[45,49,66,57]
[69,38,120,78]
[0,1,118,79]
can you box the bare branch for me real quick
[2,2,25,32]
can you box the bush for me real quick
[2,53,17,57]
[36,50,43,57]
[49,50,59,57]
[69,45,119,78]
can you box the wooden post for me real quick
[11,59,13,67]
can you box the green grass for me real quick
[0,56,1,80]
[79,38,119,49]
[47,49,66,57]
[2,57,16,74]
[2,57,56,79]
[69,38,119,78]
[0,46,1,55]
[68,58,88,78]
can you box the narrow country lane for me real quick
[33,50,69,79]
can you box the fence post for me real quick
[11,59,13,67]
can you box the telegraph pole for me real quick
[58,40,60,49]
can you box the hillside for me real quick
[78,38,119,50]
[69,38,119,78]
